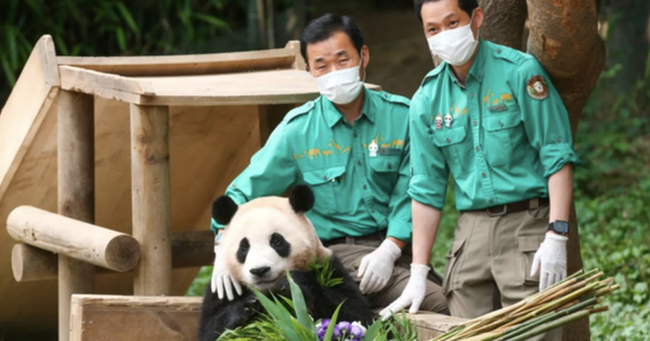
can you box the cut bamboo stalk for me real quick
[130,104,172,296]
[57,89,95,341]
[12,230,214,282]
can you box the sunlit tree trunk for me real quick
[477,0,606,340]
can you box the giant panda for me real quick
[198,185,375,341]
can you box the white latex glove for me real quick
[530,233,568,291]
[378,264,430,321]
[211,244,243,300]
[357,239,402,294]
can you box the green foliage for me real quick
[309,256,345,288]
[216,271,417,341]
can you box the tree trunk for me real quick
[477,0,528,51]
[525,1,606,340]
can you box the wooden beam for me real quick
[57,46,296,77]
[257,104,294,145]
[12,230,214,282]
[6,205,141,272]
[69,294,465,341]
[70,294,201,341]
[130,104,172,296]
[57,89,95,341]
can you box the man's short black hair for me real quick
[413,0,479,24]
[300,14,364,64]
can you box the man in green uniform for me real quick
[380,1,580,339]
[208,13,449,315]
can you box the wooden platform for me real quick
[69,294,466,341]
[0,35,380,337]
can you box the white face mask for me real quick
[427,12,479,66]
[314,56,365,105]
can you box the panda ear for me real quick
[212,196,238,225]
[289,185,314,213]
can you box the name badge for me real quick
[488,104,508,112]
[380,147,402,156]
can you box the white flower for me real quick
[351,321,367,333]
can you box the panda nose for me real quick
[250,266,271,277]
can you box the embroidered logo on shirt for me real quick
[526,75,549,100]
[488,104,508,112]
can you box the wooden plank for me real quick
[12,230,213,282]
[69,294,464,341]
[57,46,296,77]
[59,66,156,95]
[57,89,96,341]
[70,294,201,341]
[130,104,172,296]
[6,206,141,272]
[0,34,59,201]
[59,66,382,106]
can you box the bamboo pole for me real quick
[11,230,214,282]
[57,89,95,341]
[130,104,172,296]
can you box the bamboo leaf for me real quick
[115,2,139,33]
[285,271,316,334]
[323,302,344,341]
[115,27,127,51]
[194,13,230,30]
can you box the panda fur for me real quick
[198,185,375,341]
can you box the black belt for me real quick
[322,231,385,247]
[460,198,549,217]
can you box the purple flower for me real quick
[336,321,351,332]
[349,322,366,339]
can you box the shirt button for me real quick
[473,121,477,126]
[388,164,392,169]
[497,49,502,54]
[475,146,480,151]
[469,93,474,99]
[323,176,328,180]
[363,185,367,190]
[499,122,504,127]
[446,138,451,142]
[489,198,494,203]
[353,133,358,138]
[482,172,486,178]
[556,138,562,142]
[357,161,362,166]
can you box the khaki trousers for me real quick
[329,239,450,315]
[443,205,562,341]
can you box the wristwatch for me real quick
[548,220,569,236]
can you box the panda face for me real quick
[235,231,293,291]
[213,185,333,293]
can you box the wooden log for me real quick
[130,104,172,296]
[58,88,96,341]
[69,294,465,341]
[12,230,214,282]
[6,206,141,272]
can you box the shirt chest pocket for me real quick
[432,126,467,171]
[368,156,401,199]
[302,166,346,214]
[483,112,521,167]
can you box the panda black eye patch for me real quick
[270,233,290,258]
[236,238,249,263]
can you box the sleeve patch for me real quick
[526,75,549,100]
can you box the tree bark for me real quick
[526,1,606,340]
[477,0,528,51]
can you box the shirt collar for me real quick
[322,86,375,128]
[444,38,488,87]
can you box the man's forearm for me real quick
[547,164,573,232]
[412,199,442,265]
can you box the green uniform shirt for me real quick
[211,87,414,242]
[409,39,581,211]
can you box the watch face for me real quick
[552,221,570,234]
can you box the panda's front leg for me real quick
[198,287,263,341]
